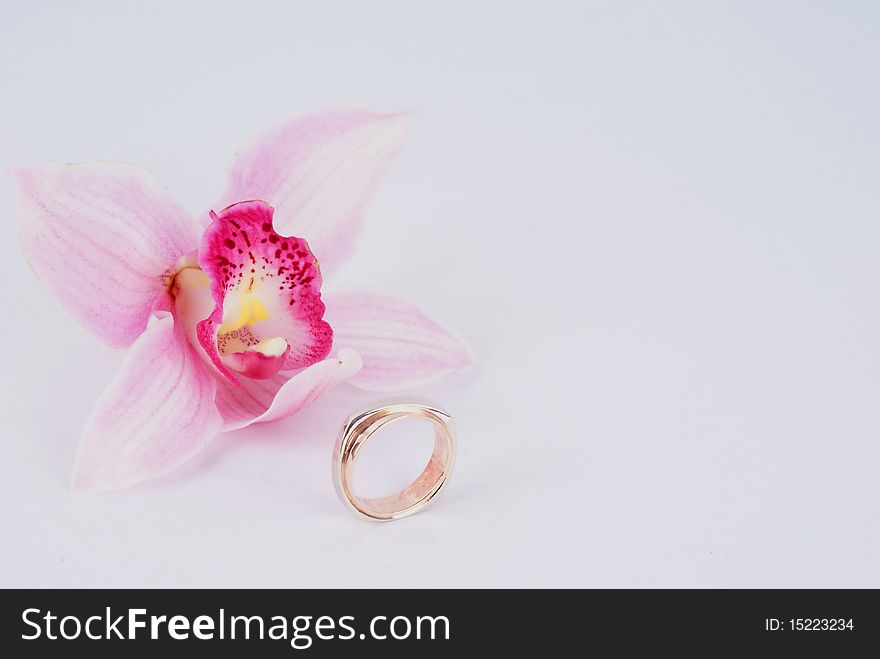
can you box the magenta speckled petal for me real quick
[12,162,200,347]
[196,200,333,384]
[214,108,410,272]
[324,292,474,391]
[72,313,222,493]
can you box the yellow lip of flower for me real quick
[219,289,269,334]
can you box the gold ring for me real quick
[332,400,456,521]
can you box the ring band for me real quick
[332,401,456,521]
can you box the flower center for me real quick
[170,260,290,380]
[217,289,269,337]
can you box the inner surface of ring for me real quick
[355,428,449,515]
[340,409,453,518]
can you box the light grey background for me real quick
[1,1,877,587]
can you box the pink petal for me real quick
[12,162,200,347]
[215,108,411,272]
[324,292,474,391]
[196,200,333,384]
[214,348,363,431]
[72,312,222,492]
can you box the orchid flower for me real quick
[12,109,473,493]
